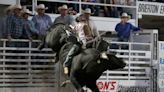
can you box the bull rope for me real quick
[82,31,108,70]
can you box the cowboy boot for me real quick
[64,67,69,75]
[63,56,72,75]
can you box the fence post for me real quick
[2,40,6,90]
[28,41,32,86]
[128,42,131,82]
[79,0,82,14]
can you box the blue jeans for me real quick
[63,44,80,68]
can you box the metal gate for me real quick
[94,41,153,92]
[92,30,158,92]
[0,32,157,92]
[0,39,75,92]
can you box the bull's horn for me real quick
[100,52,109,60]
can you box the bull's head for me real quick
[100,53,126,70]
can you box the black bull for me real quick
[43,23,126,92]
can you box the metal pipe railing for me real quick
[0,39,152,90]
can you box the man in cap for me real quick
[115,12,142,49]
[83,8,99,39]
[6,4,24,40]
[54,5,76,26]
[22,9,38,41]
[32,4,52,40]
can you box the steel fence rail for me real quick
[0,39,152,92]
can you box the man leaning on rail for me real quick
[32,4,52,41]
[115,12,143,49]
[22,9,39,41]
[6,5,24,40]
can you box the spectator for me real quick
[32,4,52,50]
[113,0,136,18]
[68,0,79,13]
[54,5,76,26]
[115,13,141,48]
[82,0,100,16]
[104,6,118,17]
[112,0,124,17]
[68,7,77,15]
[22,9,38,41]
[126,0,136,6]
[32,4,52,40]
[0,5,14,39]
[5,5,28,60]
[6,4,24,40]
[83,8,99,38]
[124,0,136,19]
[114,0,127,5]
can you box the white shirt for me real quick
[74,22,87,45]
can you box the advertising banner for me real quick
[95,80,149,92]
[138,1,164,16]
[158,41,164,88]
[96,80,118,92]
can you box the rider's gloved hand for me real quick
[86,36,93,41]
[67,35,78,43]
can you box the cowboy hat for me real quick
[4,5,14,13]
[12,4,22,10]
[22,9,33,16]
[5,5,14,11]
[120,12,131,19]
[35,4,48,11]
[58,5,68,11]
[83,8,92,14]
